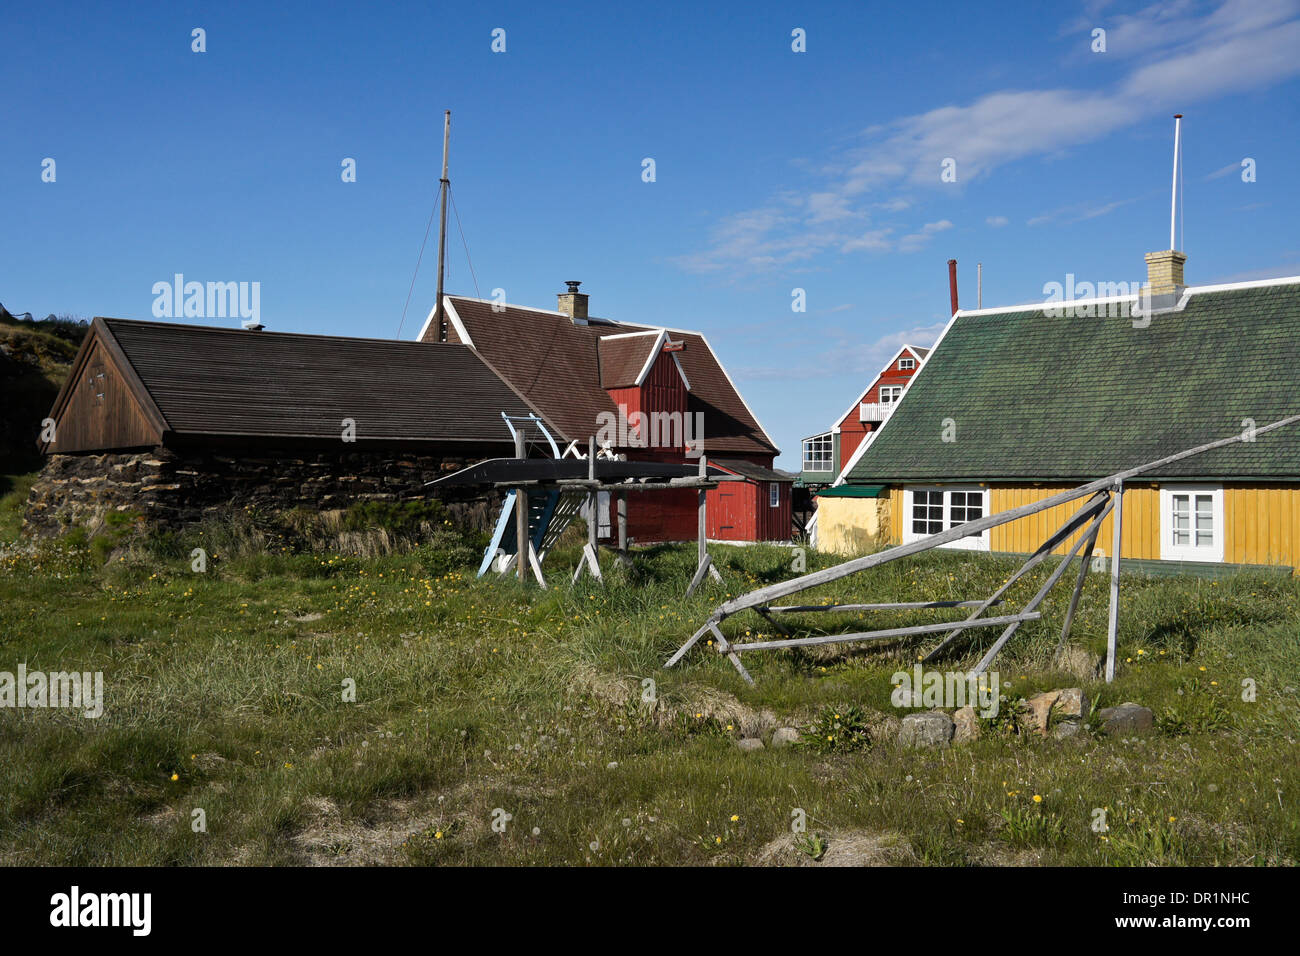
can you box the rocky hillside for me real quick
[0,303,88,471]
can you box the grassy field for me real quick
[1,501,1297,867]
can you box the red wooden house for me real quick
[799,345,928,487]
[419,284,791,543]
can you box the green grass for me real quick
[0,472,40,542]
[0,313,84,467]
[0,504,1297,866]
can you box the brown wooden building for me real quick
[27,317,548,533]
[419,286,791,543]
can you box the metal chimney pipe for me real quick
[947,259,959,315]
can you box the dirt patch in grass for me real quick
[570,661,783,737]
[756,829,915,866]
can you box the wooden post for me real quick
[573,436,602,583]
[697,455,707,569]
[1106,482,1124,682]
[616,491,628,567]
[514,432,527,583]
[588,435,597,551]
[1057,515,1103,656]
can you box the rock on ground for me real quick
[771,727,800,748]
[1055,687,1088,719]
[1098,702,1155,735]
[898,710,953,748]
[952,705,980,743]
[1024,691,1061,736]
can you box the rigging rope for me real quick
[449,187,482,301]
[395,186,440,340]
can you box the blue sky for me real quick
[3,0,1299,468]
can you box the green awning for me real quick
[816,484,887,499]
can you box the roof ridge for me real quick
[101,316,475,349]
[954,274,1300,319]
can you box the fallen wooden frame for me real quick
[666,414,1300,685]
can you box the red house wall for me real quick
[834,352,923,472]
[602,349,790,543]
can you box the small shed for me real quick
[27,317,550,533]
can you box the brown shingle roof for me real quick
[598,332,661,389]
[434,297,778,457]
[98,317,545,444]
[712,458,792,482]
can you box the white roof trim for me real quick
[415,296,474,347]
[954,274,1300,319]
[439,300,778,454]
[444,297,473,348]
[416,303,437,341]
[632,330,671,386]
[606,321,780,451]
[599,329,661,341]
[833,320,959,486]
[828,344,926,433]
[671,352,692,391]
[1178,274,1300,294]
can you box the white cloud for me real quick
[674,0,1300,277]
[1027,195,1142,226]
[822,322,950,375]
[840,228,893,253]
[986,215,1009,227]
[899,219,953,253]
[733,320,948,381]
[1204,161,1241,180]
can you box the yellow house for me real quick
[823,253,1300,575]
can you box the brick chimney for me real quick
[557,280,588,322]
[1144,249,1186,297]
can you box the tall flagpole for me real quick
[434,110,451,341]
[1170,113,1182,250]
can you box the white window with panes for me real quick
[879,385,904,404]
[1159,485,1224,562]
[899,357,916,370]
[903,486,989,550]
[802,433,834,472]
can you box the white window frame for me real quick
[802,432,834,472]
[1159,484,1224,563]
[769,482,780,508]
[902,485,989,551]
[879,385,904,404]
[899,357,916,370]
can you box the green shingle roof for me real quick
[847,281,1300,483]
[817,484,887,498]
